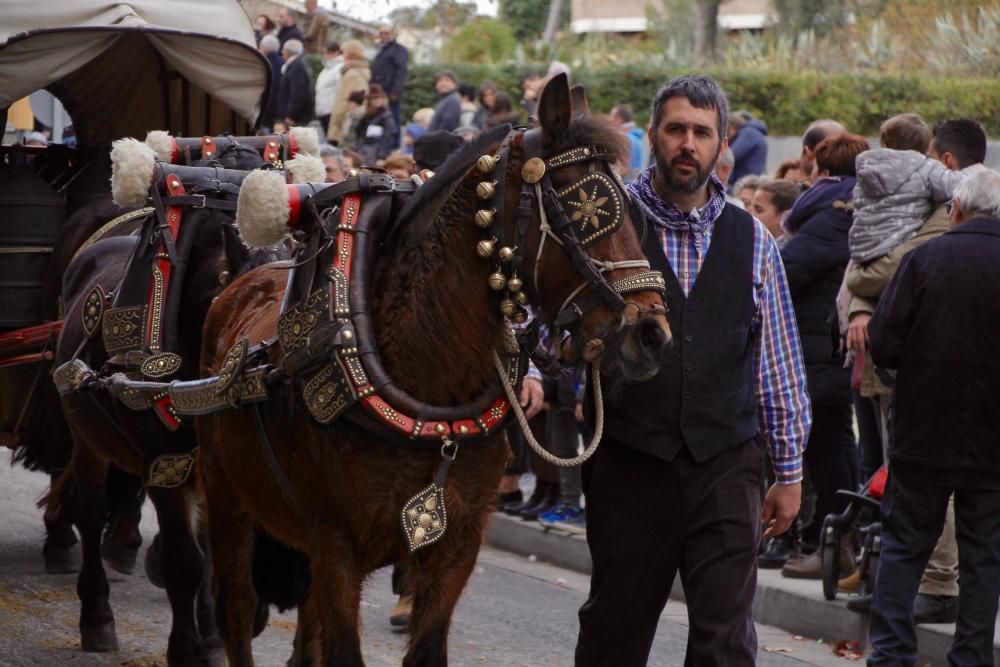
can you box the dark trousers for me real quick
[389,100,402,149]
[804,403,858,528]
[869,465,1000,667]
[853,389,884,482]
[575,440,763,667]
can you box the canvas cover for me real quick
[0,0,270,145]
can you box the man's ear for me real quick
[942,151,959,172]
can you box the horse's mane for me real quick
[392,123,513,252]
[555,115,630,164]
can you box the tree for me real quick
[442,18,517,63]
[499,0,569,42]
[693,0,720,63]
[772,0,852,36]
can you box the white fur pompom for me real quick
[290,126,320,157]
[285,155,325,184]
[144,130,175,163]
[110,138,156,207]
[236,170,290,248]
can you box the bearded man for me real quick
[574,74,812,666]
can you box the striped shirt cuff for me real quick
[772,454,803,485]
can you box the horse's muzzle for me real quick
[615,314,671,382]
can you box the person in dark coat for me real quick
[276,7,304,47]
[779,133,870,579]
[866,167,1000,667]
[371,25,409,149]
[728,110,769,187]
[276,39,314,127]
[352,84,397,166]
[258,34,284,132]
[428,69,462,133]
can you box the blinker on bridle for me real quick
[472,127,666,341]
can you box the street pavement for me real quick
[0,462,844,666]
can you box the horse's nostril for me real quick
[637,317,668,353]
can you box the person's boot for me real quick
[913,593,957,624]
[838,568,862,592]
[521,483,559,521]
[759,534,798,569]
[503,482,550,516]
[782,541,855,579]
[846,593,872,613]
[498,489,523,512]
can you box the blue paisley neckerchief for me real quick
[627,165,727,254]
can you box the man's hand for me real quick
[846,313,872,357]
[519,377,544,420]
[761,482,801,540]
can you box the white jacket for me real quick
[314,55,343,118]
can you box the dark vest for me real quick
[602,203,759,463]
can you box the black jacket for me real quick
[277,56,314,125]
[277,24,304,46]
[781,176,853,405]
[262,51,284,128]
[353,107,397,164]
[371,40,409,100]
[869,217,1000,483]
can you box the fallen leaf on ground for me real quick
[762,646,793,653]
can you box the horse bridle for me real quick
[473,126,666,358]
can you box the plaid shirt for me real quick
[630,172,812,484]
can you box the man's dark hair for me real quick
[611,104,632,123]
[802,119,846,151]
[325,41,341,53]
[650,75,729,140]
[458,83,476,101]
[932,118,987,169]
[435,69,459,85]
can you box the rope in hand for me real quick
[492,351,604,467]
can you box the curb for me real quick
[485,512,1000,665]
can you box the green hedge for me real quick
[401,64,1000,136]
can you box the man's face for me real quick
[368,93,387,111]
[435,76,456,95]
[648,96,726,195]
[305,0,317,11]
[928,139,960,172]
[800,146,815,176]
[323,156,344,183]
[277,9,292,26]
[378,27,393,43]
[281,48,293,62]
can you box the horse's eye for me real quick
[218,270,231,285]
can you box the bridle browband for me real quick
[473,126,666,357]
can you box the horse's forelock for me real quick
[555,115,630,165]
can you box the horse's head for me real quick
[479,74,670,381]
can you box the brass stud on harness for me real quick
[476,154,498,174]
[475,238,496,259]
[474,208,495,228]
[500,298,517,317]
[488,271,507,291]
[476,181,497,200]
[507,275,523,293]
[521,157,546,184]
[498,246,515,262]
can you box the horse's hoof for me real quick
[43,546,80,574]
[102,540,139,575]
[144,534,165,588]
[80,621,119,652]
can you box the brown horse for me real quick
[196,75,671,666]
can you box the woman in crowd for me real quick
[483,91,520,130]
[472,81,497,128]
[253,14,277,44]
[775,158,808,184]
[750,179,802,246]
[779,133,870,580]
[731,173,768,209]
[327,39,371,146]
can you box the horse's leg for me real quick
[69,443,118,652]
[201,456,257,667]
[195,531,224,665]
[402,539,481,667]
[147,485,220,667]
[288,592,320,667]
[43,470,80,573]
[310,542,364,667]
[101,466,144,575]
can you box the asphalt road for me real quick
[0,462,844,666]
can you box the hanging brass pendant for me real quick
[476,154,498,174]
[514,290,528,305]
[507,275,523,293]
[498,246,515,262]
[476,238,496,258]
[511,308,528,324]
[488,271,507,291]
[500,297,517,317]
[476,181,496,200]
[474,208,495,228]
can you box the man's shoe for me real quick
[782,552,822,579]
[390,594,413,628]
[913,593,958,624]
[521,497,557,521]
[498,489,522,511]
[503,482,550,516]
[540,505,585,532]
[846,593,872,613]
[759,535,798,569]
[838,568,862,592]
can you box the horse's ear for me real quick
[570,84,590,118]
[537,73,572,147]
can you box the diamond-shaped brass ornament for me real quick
[148,449,198,488]
[401,484,448,552]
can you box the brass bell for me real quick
[507,275,523,292]
[476,238,496,258]
[514,290,529,305]
[476,180,496,200]
[477,154,498,174]
[500,298,517,317]
[512,308,528,324]
[488,271,507,291]
[498,246,515,262]
[474,208,495,228]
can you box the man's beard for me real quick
[653,144,718,194]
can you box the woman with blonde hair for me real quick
[327,39,371,145]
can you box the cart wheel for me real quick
[821,525,841,601]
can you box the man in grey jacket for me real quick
[428,69,462,133]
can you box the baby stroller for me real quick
[820,464,888,600]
